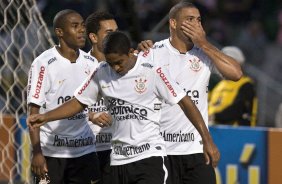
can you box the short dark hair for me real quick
[53,9,78,30]
[85,11,115,36]
[169,1,197,19]
[103,31,131,55]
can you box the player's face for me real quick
[105,53,134,75]
[61,13,86,49]
[173,7,201,42]
[96,20,118,52]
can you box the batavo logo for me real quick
[78,70,97,95]
[32,66,45,99]
[156,67,177,97]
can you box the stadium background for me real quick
[0,0,282,183]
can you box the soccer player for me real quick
[27,31,219,184]
[85,11,118,184]
[27,9,101,184]
[138,2,242,184]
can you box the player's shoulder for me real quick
[152,39,167,50]
[32,46,57,66]
[80,49,98,64]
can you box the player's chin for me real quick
[76,42,85,48]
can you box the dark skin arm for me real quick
[28,104,48,176]
[27,98,86,129]
[178,96,220,167]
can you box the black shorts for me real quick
[34,152,100,184]
[97,149,111,184]
[110,156,169,184]
[167,153,216,184]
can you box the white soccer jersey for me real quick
[151,39,217,155]
[88,98,113,152]
[27,47,98,158]
[74,53,186,165]
[87,52,112,152]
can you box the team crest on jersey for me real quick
[134,76,147,94]
[189,58,201,72]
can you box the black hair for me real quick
[169,1,197,19]
[103,31,130,55]
[53,9,78,30]
[85,11,115,36]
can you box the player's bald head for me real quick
[169,1,197,19]
[53,9,79,30]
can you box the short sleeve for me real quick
[74,69,100,106]
[154,66,186,105]
[26,60,49,106]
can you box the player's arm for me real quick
[28,103,48,176]
[178,96,220,167]
[181,21,242,81]
[27,98,86,128]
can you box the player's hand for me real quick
[181,20,207,48]
[31,152,48,176]
[137,40,154,52]
[203,138,220,167]
[89,112,112,128]
[27,114,47,129]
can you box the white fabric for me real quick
[27,47,98,158]
[74,53,186,165]
[86,52,113,152]
[150,39,215,155]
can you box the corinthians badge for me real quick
[134,76,147,94]
[189,58,201,72]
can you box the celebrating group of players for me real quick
[27,1,242,184]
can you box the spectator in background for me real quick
[209,46,257,126]
[235,20,268,67]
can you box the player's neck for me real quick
[56,45,79,63]
[90,47,105,62]
[169,36,193,54]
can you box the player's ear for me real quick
[89,33,98,44]
[128,48,135,56]
[169,18,177,30]
[55,28,63,37]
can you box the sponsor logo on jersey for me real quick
[134,76,147,94]
[153,44,164,49]
[154,103,161,110]
[58,79,66,85]
[189,58,201,72]
[156,67,177,97]
[184,88,199,104]
[142,50,150,57]
[48,57,56,65]
[161,131,195,142]
[113,143,150,156]
[108,99,148,121]
[84,55,95,62]
[141,63,153,68]
[88,98,108,112]
[101,85,111,89]
[95,133,112,144]
[53,135,94,147]
[77,70,97,95]
[32,66,45,99]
